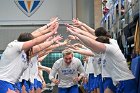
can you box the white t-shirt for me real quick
[83,61,88,73]
[101,43,135,82]
[0,40,29,84]
[49,57,85,88]
[81,47,101,76]
[19,67,30,82]
[86,56,101,77]
[100,39,120,78]
[29,55,38,83]
[19,55,38,83]
[83,47,101,77]
[86,57,94,74]
[36,62,43,82]
[110,39,119,48]
[91,55,102,77]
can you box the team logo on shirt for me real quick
[21,54,27,63]
[98,58,102,65]
[14,0,44,17]
[61,69,75,75]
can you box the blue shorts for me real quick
[83,74,96,92]
[58,85,79,93]
[14,82,22,93]
[34,79,42,90]
[0,80,15,93]
[96,74,104,93]
[83,74,104,93]
[116,79,137,93]
[22,80,34,93]
[102,77,116,93]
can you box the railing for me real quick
[100,0,139,36]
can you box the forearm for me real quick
[38,55,47,62]
[80,30,97,40]
[38,50,52,58]
[45,44,60,51]
[35,34,62,54]
[32,17,59,37]
[31,25,49,37]
[38,70,45,82]
[33,40,54,54]
[74,49,94,56]
[38,66,51,74]
[79,26,89,32]
[33,31,55,45]
[82,23,95,35]
[22,31,54,51]
[74,33,105,53]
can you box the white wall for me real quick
[0,0,94,51]
[76,0,94,28]
[0,0,76,25]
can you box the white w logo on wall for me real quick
[15,0,44,17]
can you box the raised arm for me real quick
[38,50,52,59]
[38,65,51,74]
[32,35,63,55]
[66,24,97,40]
[22,30,56,51]
[72,18,95,35]
[44,39,70,51]
[68,45,94,56]
[67,27,106,53]
[31,17,59,37]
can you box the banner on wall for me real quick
[14,0,45,17]
[0,0,76,25]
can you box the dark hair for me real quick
[18,33,34,42]
[96,36,110,44]
[95,27,111,38]
[18,33,34,61]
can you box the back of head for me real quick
[95,27,111,38]
[96,36,110,44]
[17,32,34,42]
[62,49,73,57]
[17,33,34,61]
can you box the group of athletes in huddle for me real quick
[0,17,137,93]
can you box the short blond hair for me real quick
[62,49,73,57]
